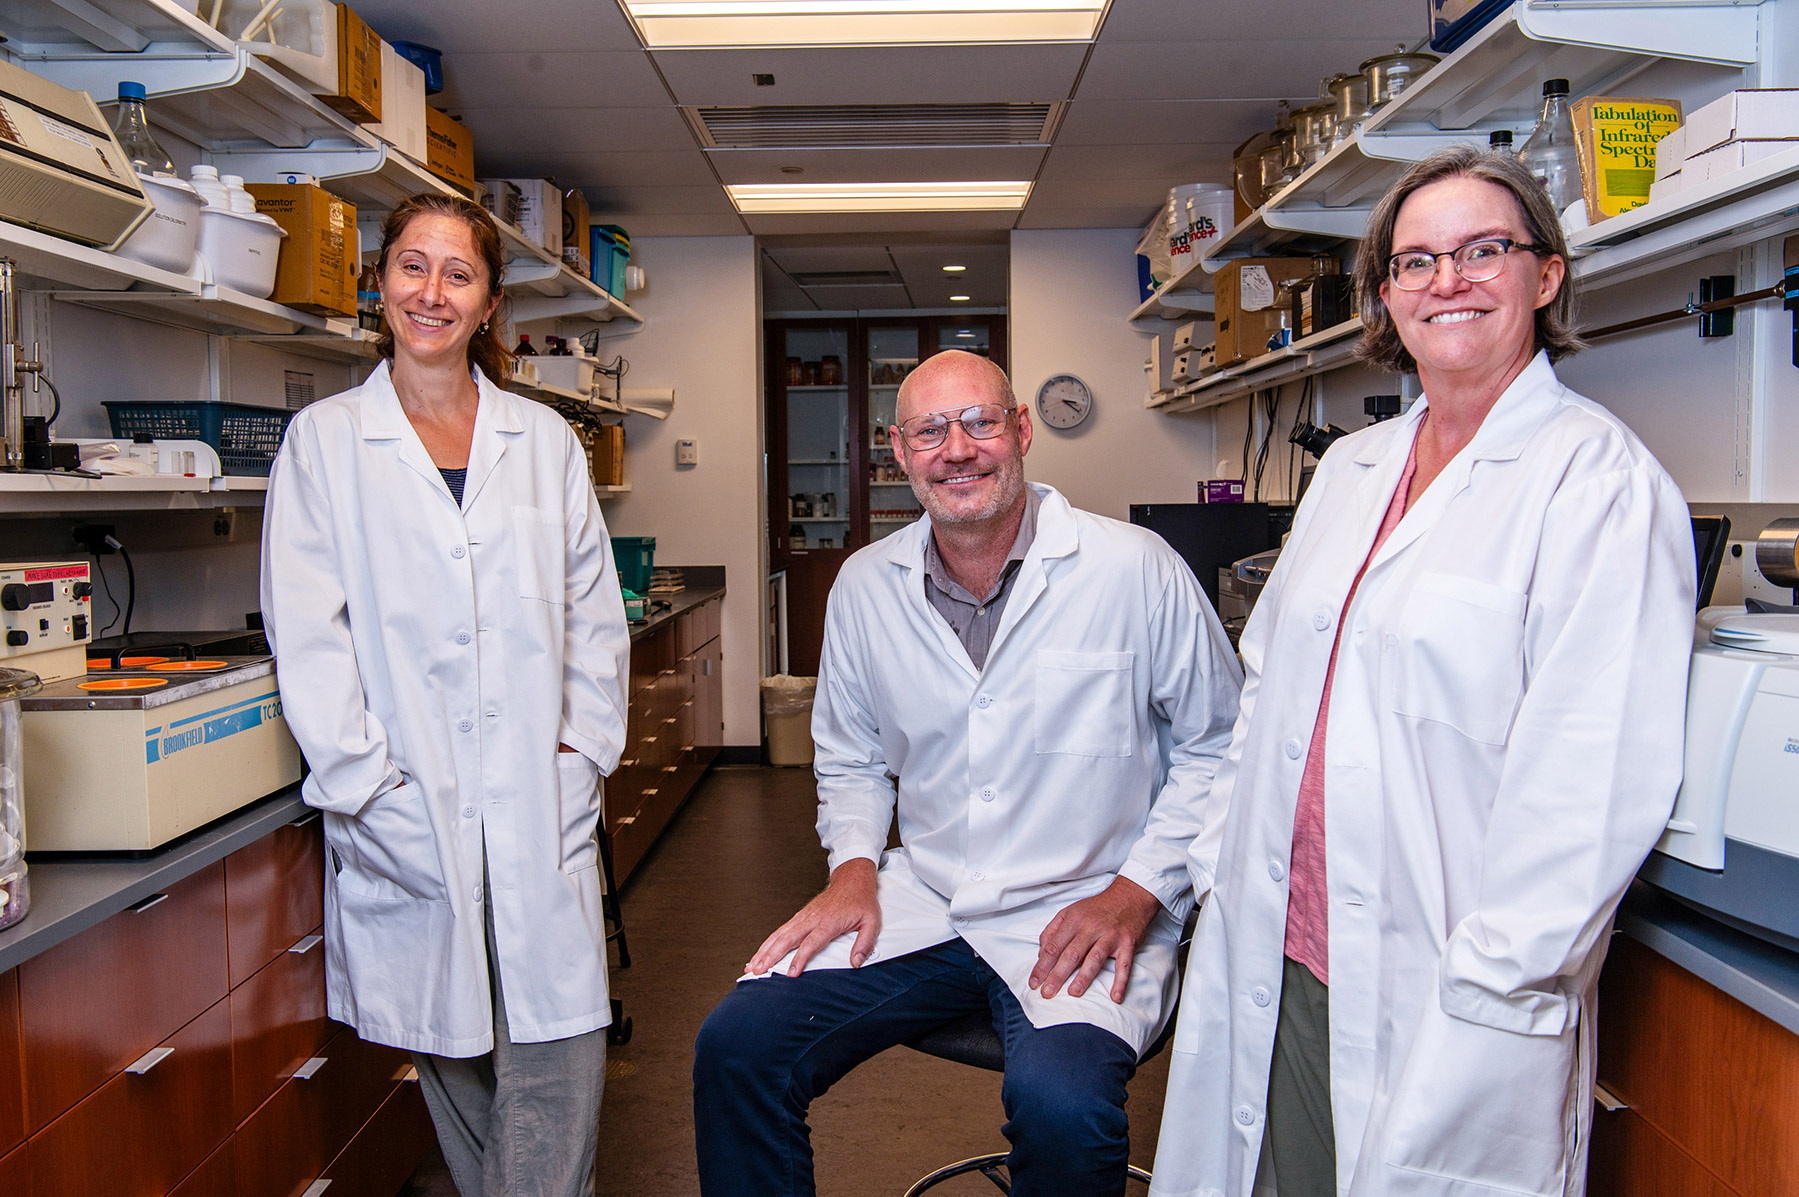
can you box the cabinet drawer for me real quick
[1589,1102,1735,1196]
[231,1026,408,1197]
[168,1139,236,1197]
[28,999,234,1197]
[20,862,228,1132]
[0,969,22,1157]
[0,1142,27,1194]
[225,816,325,989]
[317,1079,437,1197]
[229,928,330,1126]
[1598,934,1799,1193]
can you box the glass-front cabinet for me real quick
[777,324,852,551]
[866,323,921,542]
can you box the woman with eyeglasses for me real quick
[1149,145,1695,1196]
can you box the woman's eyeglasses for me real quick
[1386,238,1549,291]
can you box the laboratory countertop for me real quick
[630,576,725,643]
[0,787,310,974]
[1617,881,1799,1038]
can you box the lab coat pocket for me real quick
[1033,649,1135,757]
[335,782,448,903]
[1382,1002,1577,1195]
[558,752,602,875]
[512,505,566,605]
[1388,573,1526,746]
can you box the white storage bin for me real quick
[196,207,285,298]
[115,174,202,277]
[218,0,338,94]
[532,354,596,397]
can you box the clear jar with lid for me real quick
[0,666,42,932]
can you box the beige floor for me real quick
[402,764,1175,1195]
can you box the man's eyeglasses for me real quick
[895,404,1016,451]
[1386,237,1549,291]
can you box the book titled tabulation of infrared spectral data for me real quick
[1572,96,1683,219]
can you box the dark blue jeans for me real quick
[692,937,1140,1197]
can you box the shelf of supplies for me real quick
[215,135,456,213]
[0,216,197,294]
[0,470,269,512]
[594,483,631,498]
[0,0,232,56]
[1158,317,1364,416]
[790,516,848,523]
[788,458,849,465]
[1127,254,1216,325]
[49,283,361,341]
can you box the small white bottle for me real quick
[220,173,257,214]
[188,164,229,209]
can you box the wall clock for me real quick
[1035,373,1093,430]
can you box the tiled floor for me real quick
[401,764,1174,1194]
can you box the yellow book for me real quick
[1573,96,1683,219]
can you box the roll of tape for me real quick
[1756,517,1799,588]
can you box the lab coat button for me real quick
[463,805,475,818]
[457,719,473,732]
[980,786,996,802]
[1251,986,1271,1007]
[1313,611,1331,631]
[1235,1106,1255,1126]
[472,885,483,901]
[972,871,986,882]
[451,545,466,559]
[1268,861,1285,882]
[456,632,471,645]
[953,917,968,928]
[976,693,993,709]
[1284,739,1303,760]
[1386,633,1398,647]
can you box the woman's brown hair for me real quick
[372,193,512,387]
[1354,143,1584,375]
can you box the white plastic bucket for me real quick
[115,174,202,276]
[1167,183,1234,270]
[196,207,286,298]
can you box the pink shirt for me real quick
[1285,431,1421,985]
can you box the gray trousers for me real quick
[1266,956,1337,1197]
[412,882,606,1197]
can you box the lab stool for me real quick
[598,827,633,1046]
[899,1010,1165,1195]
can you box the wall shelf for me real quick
[1157,317,1364,415]
[0,470,269,512]
[1127,254,1216,325]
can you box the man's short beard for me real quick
[911,453,1025,526]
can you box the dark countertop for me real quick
[1619,881,1799,1037]
[0,787,310,974]
[630,580,725,642]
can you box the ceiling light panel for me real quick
[621,0,1108,48]
[727,181,1032,212]
[691,103,1059,149]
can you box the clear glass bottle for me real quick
[1517,79,1582,215]
[1489,129,1514,154]
[113,81,175,177]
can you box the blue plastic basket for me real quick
[103,400,293,476]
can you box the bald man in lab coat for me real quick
[692,350,1244,1196]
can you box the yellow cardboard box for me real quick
[317,3,382,126]
[425,106,475,195]
[246,183,357,316]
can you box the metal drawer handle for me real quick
[290,810,322,828]
[642,788,658,797]
[288,934,324,955]
[619,758,637,768]
[125,1047,173,1075]
[129,893,169,913]
[662,765,678,774]
[1593,1082,1627,1112]
[293,1056,328,1081]
[302,1182,332,1197]
[616,815,636,825]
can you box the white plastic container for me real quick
[1167,183,1233,271]
[196,207,285,298]
[189,163,229,210]
[114,173,202,276]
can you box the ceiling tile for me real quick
[596,214,750,236]
[1026,178,1173,209]
[1016,207,1159,229]
[342,0,644,53]
[580,184,740,215]
[705,147,1047,185]
[435,52,669,110]
[1097,0,1422,44]
[1056,100,1274,147]
[765,246,899,273]
[475,151,717,188]
[1038,143,1235,182]
[744,210,1021,236]
[453,107,696,154]
[651,44,1088,107]
[1077,39,1404,102]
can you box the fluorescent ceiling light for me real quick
[949,294,971,301]
[942,264,967,272]
[727,181,1031,213]
[620,0,1108,48]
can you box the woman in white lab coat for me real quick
[1150,146,1695,1197]
[261,194,629,1197]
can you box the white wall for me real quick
[1008,228,1214,518]
[582,235,765,746]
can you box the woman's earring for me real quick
[375,296,384,313]
[479,320,489,332]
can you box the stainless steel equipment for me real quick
[1327,71,1373,144]
[1362,50,1440,108]
[0,665,39,931]
[0,560,92,682]
[1756,517,1799,589]
[21,644,298,852]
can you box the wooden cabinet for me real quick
[167,1142,235,1197]
[19,862,229,1133]
[607,595,725,884]
[0,969,22,1158]
[0,1142,28,1193]
[229,934,331,1124]
[224,815,326,989]
[1590,933,1799,1194]
[317,1082,438,1197]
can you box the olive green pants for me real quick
[1266,956,1337,1197]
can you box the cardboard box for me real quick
[1655,125,1685,180]
[502,178,562,256]
[1686,139,1795,183]
[1213,257,1311,367]
[1571,96,1681,219]
[591,423,624,487]
[1684,89,1799,157]
[317,3,381,126]
[1203,480,1245,503]
[245,183,357,316]
[424,106,475,195]
[362,40,426,163]
[1648,172,1686,202]
[562,187,591,277]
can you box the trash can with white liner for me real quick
[761,675,817,767]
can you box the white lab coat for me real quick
[769,483,1243,1054]
[261,361,629,1057]
[1150,354,1695,1197]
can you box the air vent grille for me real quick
[690,103,1060,149]
[790,270,904,288]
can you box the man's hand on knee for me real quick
[1029,876,1161,1003]
[747,857,882,977]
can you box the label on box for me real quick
[1239,266,1274,311]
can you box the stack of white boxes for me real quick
[1653,89,1799,201]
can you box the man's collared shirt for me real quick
[922,488,1040,671]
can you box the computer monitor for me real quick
[1692,515,1730,610]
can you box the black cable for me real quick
[93,554,121,636]
[108,536,135,636]
[38,376,60,426]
